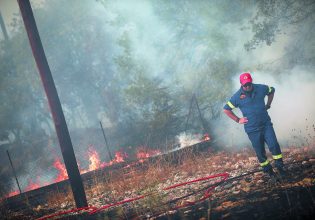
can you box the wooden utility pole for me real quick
[17,0,87,208]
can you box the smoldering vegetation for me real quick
[0,0,314,195]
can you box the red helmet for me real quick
[240,72,252,85]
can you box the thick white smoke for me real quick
[215,68,315,149]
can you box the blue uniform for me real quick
[224,83,283,172]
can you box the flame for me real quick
[4,176,51,199]
[2,147,131,200]
[203,133,211,141]
[3,190,19,199]
[100,150,128,168]
[24,179,41,192]
[53,158,68,182]
[86,146,128,170]
[82,146,129,171]
[136,147,161,160]
[88,146,101,171]
[112,151,128,163]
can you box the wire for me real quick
[36,172,229,219]
[36,158,315,219]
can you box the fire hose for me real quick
[37,158,315,220]
[37,172,229,220]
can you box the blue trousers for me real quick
[247,125,283,172]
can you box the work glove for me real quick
[265,104,271,110]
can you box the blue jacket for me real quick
[223,83,275,133]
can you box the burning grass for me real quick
[1,142,315,219]
[45,185,74,210]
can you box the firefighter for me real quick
[223,72,286,178]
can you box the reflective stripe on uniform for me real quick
[268,86,272,93]
[260,160,270,167]
[227,101,236,109]
[272,154,283,160]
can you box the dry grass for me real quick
[77,147,227,218]
[45,185,74,210]
[41,146,219,218]
[12,142,314,219]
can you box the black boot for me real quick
[265,168,276,177]
[264,168,279,184]
[277,166,287,178]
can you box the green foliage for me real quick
[0,0,273,194]
[124,73,181,147]
[0,0,253,153]
[0,31,50,193]
[245,0,315,51]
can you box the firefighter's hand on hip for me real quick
[239,117,248,124]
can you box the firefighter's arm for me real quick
[266,86,275,110]
[223,109,248,124]
[223,97,247,124]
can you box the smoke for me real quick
[214,67,315,149]
[265,68,315,146]
[211,10,315,149]
[176,132,203,148]
[1,0,315,195]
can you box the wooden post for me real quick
[0,11,9,41]
[17,0,87,208]
[6,150,22,194]
[100,121,113,161]
[184,94,195,132]
[194,94,210,134]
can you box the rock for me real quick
[254,172,263,177]
[248,157,256,162]
[60,202,67,209]
[221,212,231,218]
[215,186,222,191]
[233,190,240,194]
[33,205,42,212]
[224,183,233,189]
[242,186,251,192]
[235,208,248,214]
[184,209,192,214]
[244,177,252,182]
[232,181,238,185]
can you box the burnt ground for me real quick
[134,160,315,220]
[1,145,315,220]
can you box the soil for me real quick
[1,145,315,220]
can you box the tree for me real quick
[124,73,181,147]
[0,33,51,193]
[245,0,315,51]
[152,0,247,125]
